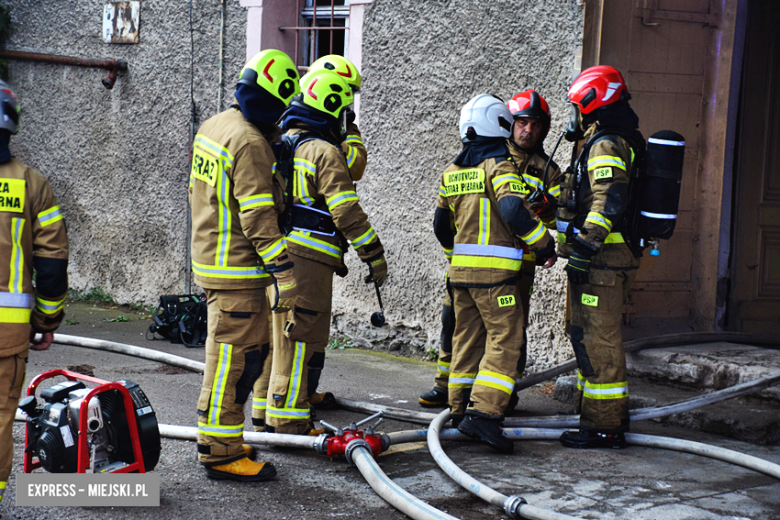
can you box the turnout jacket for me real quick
[556,125,639,269]
[189,107,289,289]
[435,154,553,286]
[284,128,382,268]
[0,159,68,357]
[342,123,367,181]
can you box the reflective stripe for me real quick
[326,190,359,211]
[577,371,628,400]
[37,206,63,227]
[252,397,267,410]
[194,135,234,168]
[216,166,232,266]
[294,159,316,205]
[474,370,515,395]
[437,360,451,374]
[549,184,561,197]
[286,341,306,408]
[36,296,66,315]
[442,247,453,260]
[641,211,677,220]
[266,406,311,419]
[352,226,377,248]
[197,422,244,437]
[192,261,268,279]
[605,232,624,244]
[0,292,33,308]
[209,343,233,425]
[448,372,476,388]
[491,173,522,190]
[522,174,542,190]
[238,194,274,210]
[588,155,626,170]
[585,211,612,231]
[288,231,342,258]
[453,243,524,260]
[478,198,490,245]
[294,158,316,174]
[648,137,685,146]
[556,221,580,234]
[0,307,31,323]
[452,255,521,270]
[345,135,364,145]
[438,186,446,198]
[258,238,287,263]
[9,218,24,293]
[520,221,546,246]
[346,146,357,168]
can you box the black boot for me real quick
[310,391,338,410]
[559,429,626,449]
[458,414,514,454]
[504,392,519,414]
[418,387,448,408]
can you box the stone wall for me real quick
[3,0,246,303]
[333,0,584,370]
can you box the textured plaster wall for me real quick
[3,0,246,303]
[332,0,584,370]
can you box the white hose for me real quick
[350,444,462,520]
[158,424,317,449]
[53,334,206,373]
[427,409,579,520]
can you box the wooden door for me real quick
[582,0,716,319]
[729,0,780,334]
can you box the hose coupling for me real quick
[344,438,371,467]
[504,495,527,519]
[379,433,391,452]
[313,433,330,455]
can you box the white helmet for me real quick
[459,94,513,141]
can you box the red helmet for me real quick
[567,65,629,115]
[507,90,550,130]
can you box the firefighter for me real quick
[435,94,555,453]
[0,81,69,505]
[191,49,300,481]
[266,70,387,435]
[420,90,562,411]
[556,65,644,449]
[251,55,366,427]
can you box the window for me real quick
[288,0,351,71]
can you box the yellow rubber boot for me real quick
[243,445,256,461]
[205,457,277,482]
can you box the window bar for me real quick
[330,0,335,55]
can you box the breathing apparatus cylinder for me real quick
[637,131,685,244]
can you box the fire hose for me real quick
[14,332,780,520]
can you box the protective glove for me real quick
[565,243,595,285]
[365,254,388,288]
[270,268,297,313]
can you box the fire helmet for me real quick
[567,65,629,115]
[459,94,513,142]
[308,54,362,92]
[294,70,354,137]
[237,50,301,106]
[0,81,20,134]
[507,90,551,130]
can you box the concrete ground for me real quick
[2,302,780,520]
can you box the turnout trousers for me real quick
[449,281,525,419]
[569,267,638,433]
[436,262,535,392]
[0,352,26,503]
[267,253,334,434]
[251,289,275,432]
[197,288,270,465]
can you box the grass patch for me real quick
[65,319,79,325]
[69,287,114,304]
[425,348,439,362]
[106,315,130,323]
[327,336,353,350]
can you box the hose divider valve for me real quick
[504,495,527,519]
[344,438,371,466]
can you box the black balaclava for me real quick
[0,133,11,164]
[234,83,287,126]
[453,136,508,167]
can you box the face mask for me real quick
[564,104,585,142]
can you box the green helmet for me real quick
[237,50,300,106]
[308,55,362,92]
[294,70,354,137]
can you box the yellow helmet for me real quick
[294,70,353,138]
[308,55,362,92]
[237,49,300,106]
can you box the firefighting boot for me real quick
[310,391,338,410]
[243,445,256,461]
[504,392,519,414]
[458,414,514,454]
[559,429,627,449]
[205,457,277,482]
[304,420,325,436]
[418,387,448,408]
